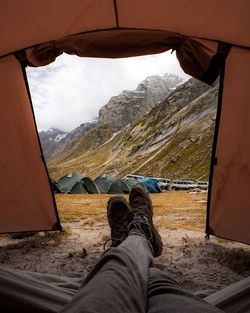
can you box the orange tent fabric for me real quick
[1,0,250,56]
[0,55,60,233]
[208,47,250,244]
[0,0,249,243]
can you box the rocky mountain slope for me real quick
[39,120,98,159]
[39,128,67,159]
[46,77,218,181]
[94,73,183,146]
[40,74,182,157]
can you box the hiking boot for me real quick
[128,185,163,257]
[107,196,132,247]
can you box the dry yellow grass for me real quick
[56,191,208,232]
[56,194,109,223]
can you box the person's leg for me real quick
[128,186,163,258]
[0,265,80,313]
[60,235,153,313]
[147,267,224,313]
[61,190,163,313]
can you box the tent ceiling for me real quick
[1,0,250,58]
[18,29,218,86]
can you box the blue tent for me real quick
[138,178,162,193]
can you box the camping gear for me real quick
[0,1,249,244]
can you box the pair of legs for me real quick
[61,186,223,313]
[0,186,223,312]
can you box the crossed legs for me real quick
[0,186,223,313]
[61,186,223,313]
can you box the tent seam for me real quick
[205,46,229,238]
[113,0,120,28]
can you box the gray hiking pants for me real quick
[0,235,223,313]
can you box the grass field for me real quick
[56,191,208,232]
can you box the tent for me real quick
[57,173,88,194]
[82,177,100,194]
[0,1,249,244]
[57,173,99,194]
[138,178,163,193]
[120,178,138,193]
[94,176,124,194]
[116,179,130,194]
[94,175,136,194]
[123,177,139,190]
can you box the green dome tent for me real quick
[82,177,100,194]
[94,176,124,194]
[117,180,130,194]
[57,173,87,194]
[123,178,139,191]
[94,175,137,194]
[57,173,99,194]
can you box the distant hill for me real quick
[39,128,67,159]
[39,121,98,160]
[41,74,218,181]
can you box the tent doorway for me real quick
[26,50,218,236]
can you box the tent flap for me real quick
[18,29,218,83]
[207,47,250,245]
[0,55,60,233]
[1,1,250,57]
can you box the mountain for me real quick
[95,74,183,146]
[47,77,218,181]
[39,128,68,159]
[39,120,97,160]
[39,73,183,157]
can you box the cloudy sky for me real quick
[26,51,190,133]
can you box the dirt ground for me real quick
[0,192,249,296]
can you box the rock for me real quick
[96,74,184,145]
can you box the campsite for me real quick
[52,172,209,194]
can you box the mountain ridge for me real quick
[40,73,183,158]
[44,76,218,181]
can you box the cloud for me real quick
[26,51,190,132]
